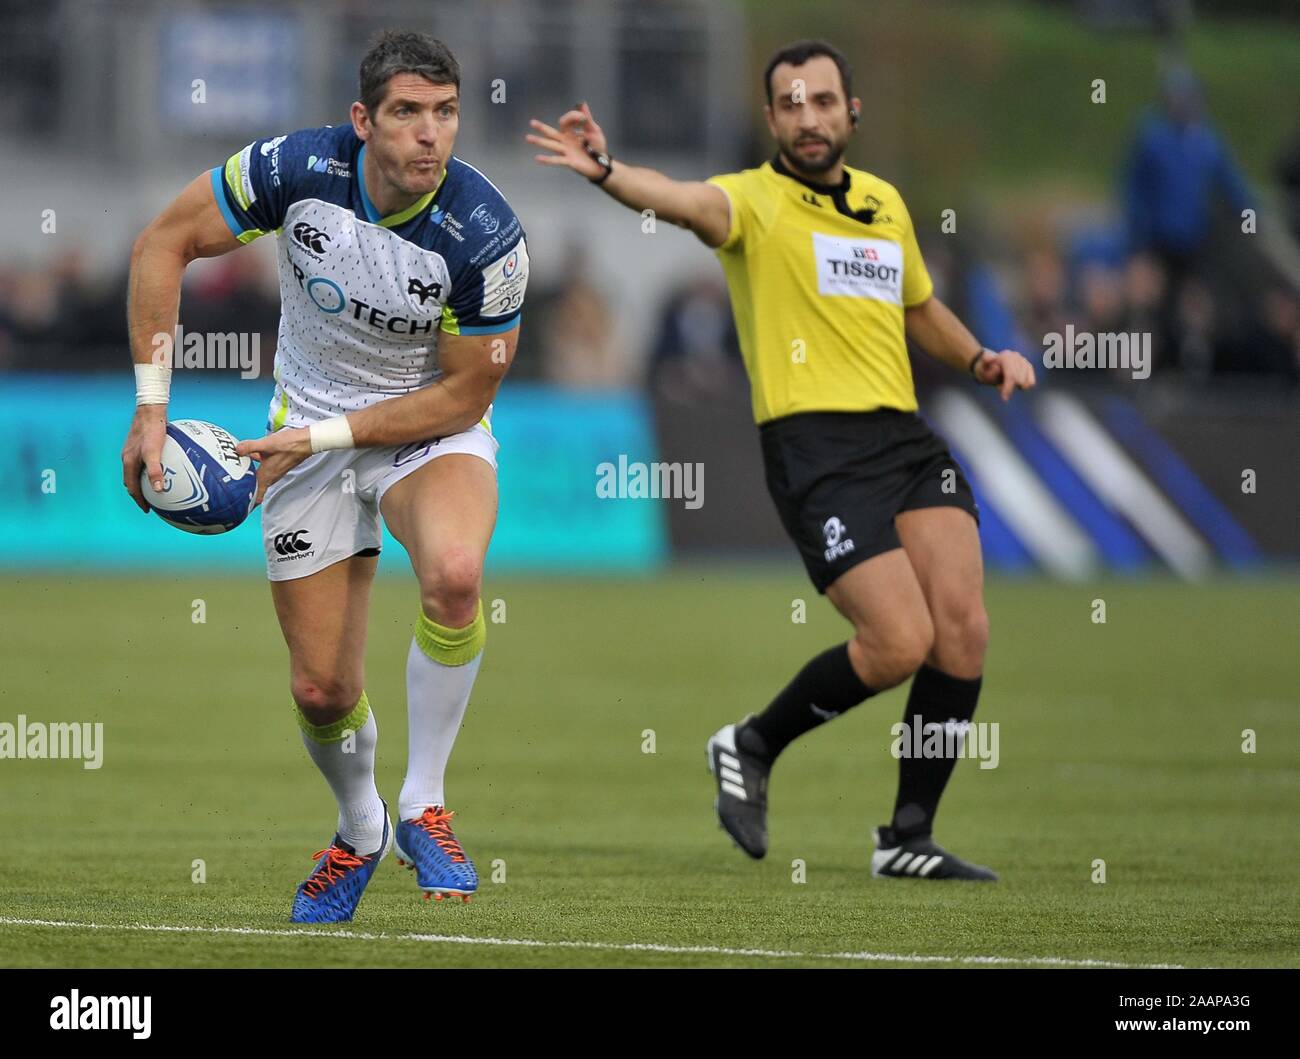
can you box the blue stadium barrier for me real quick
[941,436,1037,572]
[1101,396,1263,569]
[0,376,668,573]
[987,394,1154,572]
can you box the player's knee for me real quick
[291,674,363,723]
[420,548,481,627]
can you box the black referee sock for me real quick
[890,663,983,840]
[740,644,876,763]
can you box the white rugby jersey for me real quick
[210,123,528,430]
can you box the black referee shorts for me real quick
[759,409,980,594]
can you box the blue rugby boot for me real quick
[290,807,393,923]
[395,806,478,903]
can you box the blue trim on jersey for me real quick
[210,167,247,239]
[457,316,521,336]
[356,146,381,224]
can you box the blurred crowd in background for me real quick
[3,5,1299,397]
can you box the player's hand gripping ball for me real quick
[139,419,257,534]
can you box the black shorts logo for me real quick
[823,516,856,562]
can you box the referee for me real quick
[528,40,1035,880]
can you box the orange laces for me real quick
[302,845,366,898]
[413,807,466,863]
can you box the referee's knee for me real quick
[852,614,934,690]
[932,601,989,677]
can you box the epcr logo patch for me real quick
[502,251,519,279]
[822,516,856,562]
[470,203,499,234]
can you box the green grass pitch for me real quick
[0,569,1296,968]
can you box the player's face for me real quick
[764,56,858,178]
[359,74,460,197]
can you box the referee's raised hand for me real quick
[972,347,1037,401]
[526,102,608,180]
[525,102,732,246]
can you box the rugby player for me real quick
[121,31,529,920]
[528,40,1034,880]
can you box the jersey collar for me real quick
[771,151,851,196]
[770,152,877,226]
[356,145,447,228]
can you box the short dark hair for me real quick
[763,39,853,106]
[359,30,460,115]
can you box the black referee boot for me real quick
[706,717,772,859]
[871,825,998,881]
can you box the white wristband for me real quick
[134,362,172,406]
[309,416,355,453]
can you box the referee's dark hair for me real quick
[763,39,853,105]
[359,30,461,115]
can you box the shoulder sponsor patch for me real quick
[480,238,528,318]
[812,233,903,304]
[225,144,257,210]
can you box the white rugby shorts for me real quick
[261,422,497,581]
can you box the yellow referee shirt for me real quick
[707,158,933,424]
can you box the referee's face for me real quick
[355,73,460,198]
[764,56,858,179]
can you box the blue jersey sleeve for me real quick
[210,132,300,243]
[440,209,528,337]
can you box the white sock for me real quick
[399,615,483,820]
[297,693,387,855]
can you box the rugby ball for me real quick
[140,419,257,534]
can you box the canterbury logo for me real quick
[291,223,331,254]
[273,530,312,556]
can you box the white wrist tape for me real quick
[308,416,355,453]
[134,362,172,406]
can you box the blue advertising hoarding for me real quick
[0,377,667,573]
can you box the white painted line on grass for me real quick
[0,917,1186,968]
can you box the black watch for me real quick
[968,347,990,380]
[583,140,613,184]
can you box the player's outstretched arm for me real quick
[235,327,518,506]
[121,174,245,509]
[904,295,1036,401]
[526,103,731,248]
